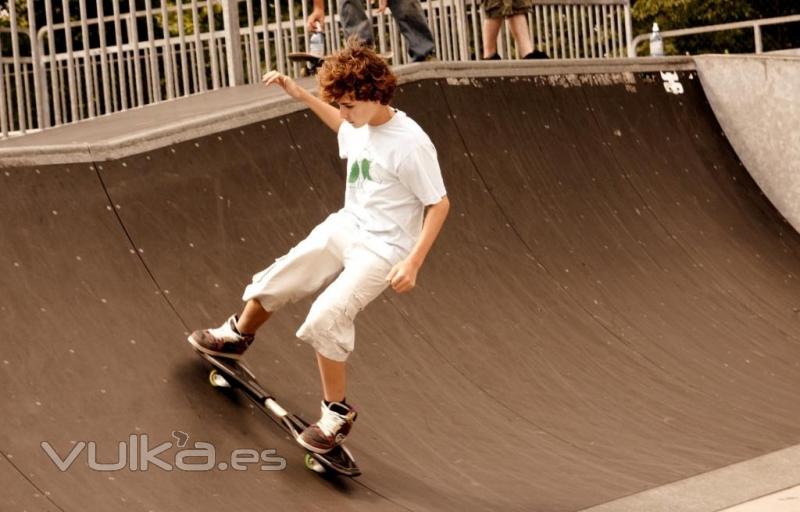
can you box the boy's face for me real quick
[336,94,384,127]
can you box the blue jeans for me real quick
[338,0,435,61]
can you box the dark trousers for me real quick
[338,0,436,61]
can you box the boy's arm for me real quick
[387,195,450,293]
[262,70,342,133]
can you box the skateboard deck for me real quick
[193,348,361,477]
[288,52,324,76]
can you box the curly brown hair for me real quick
[318,36,397,105]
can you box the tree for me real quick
[631,0,800,55]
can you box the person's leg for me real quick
[296,244,392,364]
[338,0,375,45]
[482,17,503,58]
[296,245,393,453]
[189,214,348,359]
[508,13,533,57]
[481,0,508,59]
[316,352,346,402]
[236,299,272,335]
[387,0,435,61]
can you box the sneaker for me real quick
[484,52,501,60]
[296,401,357,454]
[187,315,254,360]
[524,50,550,59]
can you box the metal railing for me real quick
[629,14,800,57]
[0,0,631,138]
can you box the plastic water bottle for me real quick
[650,22,664,57]
[309,22,325,58]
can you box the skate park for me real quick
[1,2,800,511]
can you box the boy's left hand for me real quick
[386,259,420,293]
[262,71,303,100]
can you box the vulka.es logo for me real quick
[41,432,286,472]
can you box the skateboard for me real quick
[288,51,394,76]
[193,348,361,477]
[288,52,324,76]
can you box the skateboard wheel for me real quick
[208,369,231,388]
[304,453,326,474]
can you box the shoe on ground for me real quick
[524,50,550,59]
[187,314,254,360]
[296,401,357,454]
[413,52,437,63]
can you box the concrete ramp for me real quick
[696,54,800,232]
[1,65,799,511]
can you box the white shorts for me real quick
[242,212,394,362]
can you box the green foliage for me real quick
[0,1,29,30]
[0,1,30,57]
[154,1,223,38]
[631,0,800,55]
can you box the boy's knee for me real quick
[301,296,353,334]
[296,298,357,360]
[296,324,353,363]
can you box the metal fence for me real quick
[629,14,800,57]
[0,0,631,138]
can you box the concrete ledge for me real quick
[0,57,694,167]
[721,484,800,511]
[0,81,309,166]
[768,48,800,56]
[394,56,694,82]
[580,444,800,512]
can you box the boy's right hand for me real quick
[262,71,303,100]
[307,8,325,33]
[372,0,388,14]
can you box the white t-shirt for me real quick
[336,109,447,264]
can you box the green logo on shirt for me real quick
[348,159,372,185]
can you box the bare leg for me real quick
[316,352,346,403]
[508,14,533,57]
[482,17,503,58]
[236,299,272,335]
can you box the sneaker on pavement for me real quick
[524,49,550,59]
[413,52,437,63]
[187,314,254,360]
[296,401,357,454]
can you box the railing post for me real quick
[26,0,45,130]
[44,0,59,126]
[78,0,96,119]
[8,2,26,133]
[754,24,763,53]
[221,0,244,86]
[624,1,635,58]
[0,39,7,137]
[61,0,79,123]
[456,0,469,61]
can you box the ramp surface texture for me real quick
[1,70,799,511]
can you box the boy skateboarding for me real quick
[188,37,449,455]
